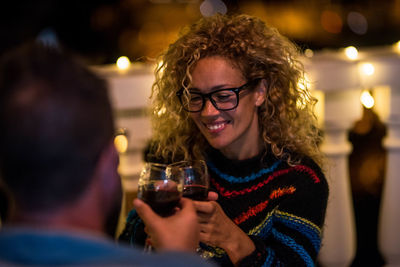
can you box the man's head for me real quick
[0,43,118,222]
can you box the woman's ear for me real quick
[255,79,267,107]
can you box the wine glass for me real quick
[168,160,210,257]
[137,162,183,252]
[169,160,209,200]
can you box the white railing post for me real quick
[379,110,400,267]
[354,50,400,267]
[305,55,361,267]
[373,54,400,266]
[317,90,360,267]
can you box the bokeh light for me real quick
[345,46,358,60]
[116,56,131,70]
[395,40,400,53]
[321,10,343,34]
[200,0,227,17]
[359,62,375,76]
[304,49,314,58]
[360,90,375,109]
[114,129,129,154]
[347,11,368,35]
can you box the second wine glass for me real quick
[168,160,211,258]
[168,160,209,200]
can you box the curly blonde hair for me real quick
[149,13,323,166]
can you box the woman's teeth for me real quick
[207,122,226,130]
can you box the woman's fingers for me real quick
[193,200,216,213]
[207,191,218,201]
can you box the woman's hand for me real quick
[193,192,255,264]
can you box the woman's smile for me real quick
[204,120,230,133]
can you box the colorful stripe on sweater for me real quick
[203,149,328,267]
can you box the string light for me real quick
[304,49,314,58]
[344,46,358,60]
[116,56,131,70]
[395,40,400,53]
[114,128,128,153]
[360,90,374,109]
[359,62,375,76]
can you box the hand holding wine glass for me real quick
[137,162,183,252]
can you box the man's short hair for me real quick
[0,43,114,212]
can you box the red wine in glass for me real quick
[141,188,181,217]
[183,184,208,201]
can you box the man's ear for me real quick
[255,79,267,107]
[94,141,123,237]
[94,141,121,196]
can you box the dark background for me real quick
[1,0,399,64]
[0,1,395,266]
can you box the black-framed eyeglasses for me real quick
[176,79,260,112]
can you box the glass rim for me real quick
[145,162,168,169]
[168,159,206,168]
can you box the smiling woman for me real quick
[187,56,265,159]
[119,13,328,267]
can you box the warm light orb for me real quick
[200,0,227,16]
[321,10,343,34]
[396,40,400,52]
[344,46,358,60]
[116,56,131,70]
[304,49,314,58]
[360,62,375,76]
[360,90,374,109]
[114,133,128,154]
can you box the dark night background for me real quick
[1,0,400,64]
[0,1,397,266]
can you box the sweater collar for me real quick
[205,145,280,177]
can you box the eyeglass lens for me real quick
[184,90,238,112]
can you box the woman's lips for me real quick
[204,121,229,133]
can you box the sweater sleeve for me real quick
[118,209,147,248]
[237,161,329,267]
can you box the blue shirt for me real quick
[0,226,214,266]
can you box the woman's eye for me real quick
[189,95,203,102]
[214,91,234,102]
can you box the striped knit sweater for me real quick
[203,148,328,267]
[119,147,328,267]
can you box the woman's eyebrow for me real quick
[188,84,234,92]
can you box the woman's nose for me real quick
[201,98,220,116]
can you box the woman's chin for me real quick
[207,139,230,152]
